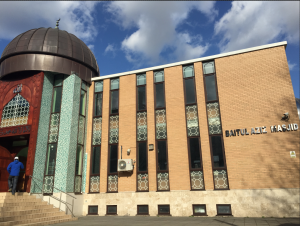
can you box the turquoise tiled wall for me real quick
[31,73,89,194]
[54,74,81,193]
[31,72,54,193]
[81,85,89,193]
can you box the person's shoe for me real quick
[8,188,12,192]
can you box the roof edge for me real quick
[92,41,287,81]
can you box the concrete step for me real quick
[0,206,58,217]
[0,202,50,211]
[0,196,37,200]
[0,193,29,197]
[0,211,66,222]
[0,201,46,207]
[16,217,78,226]
[0,215,73,226]
[0,198,39,203]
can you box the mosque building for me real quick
[0,23,299,218]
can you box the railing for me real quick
[29,175,77,218]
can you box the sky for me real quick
[0,1,299,98]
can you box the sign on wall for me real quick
[0,125,31,137]
[290,151,296,158]
[225,123,298,137]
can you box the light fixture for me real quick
[127,149,131,155]
[149,144,154,151]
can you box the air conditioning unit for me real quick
[118,159,133,172]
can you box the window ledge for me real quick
[157,214,172,217]
[216,215,233,217]
[193,214,208,217]
[105,214,118,216]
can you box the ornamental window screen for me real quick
[136,74,149,192]
[109,116,119,144]
[202,61,229,190]
[183,65,204,190]
[90,81,103,193]
[156,110,167,139]
[207,102,222,134]
[0,94,30,128]
[154,71,169,191]
[108,78,119,192]
[43,74,65,194]
[74,81,88,193]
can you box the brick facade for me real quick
[85,45,299,194]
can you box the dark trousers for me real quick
[8,175,19,195]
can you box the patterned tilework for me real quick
[81,153,88,193]
[81,85,89,193]
[54,74,81,193]
[31,72,54,193]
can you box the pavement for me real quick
[51,216,300,226]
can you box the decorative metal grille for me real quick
[48,113,60,143]
[78,116,85,145]
[137,112,147,141]
[74,176,82,193]
[190,171,204,189]
[203,62,215,74]
[207,102,222,134]
[0,94,29,128]
[157,172,169,191]
[43,176,54,193]
[109,116,119,144]
[137,173,149,191]
[213,170,228,189]
[156,110,167,139]
[95,81,103,92]
[90,176,100,192]
[93,117,102,145]
[186,105,199,136]
[108,175,118,192]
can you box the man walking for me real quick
[7,156,24,195]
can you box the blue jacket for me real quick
[7,160,24,176]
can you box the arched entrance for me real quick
[0,145,13,192]
[0,135,29,192]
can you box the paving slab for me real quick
[49,216,300,226]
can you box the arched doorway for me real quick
[0,135,29,192]
[0,145,13,192]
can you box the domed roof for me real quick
[0,27,99,81]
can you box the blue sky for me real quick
[0,1,299,98]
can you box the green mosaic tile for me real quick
[81,85,89,193]
[31,72,54,193]
[54,74,80,193]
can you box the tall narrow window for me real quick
[108,78,119,192]
[136,74,148,192]
[154,70,169,191]
[43,74,65,194]
[74,81,87,193]
[183,65,204,190]
[90,81,103,193]
[202,61,229,190]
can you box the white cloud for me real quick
[214,1,300,53]
[104,44,116,56]
[106,2,217,65]
[288,61,297,71]
[0,2,99,43]
[88,45,95,52]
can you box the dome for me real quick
[0,27,99,82]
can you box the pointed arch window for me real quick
[1,94,30,128]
